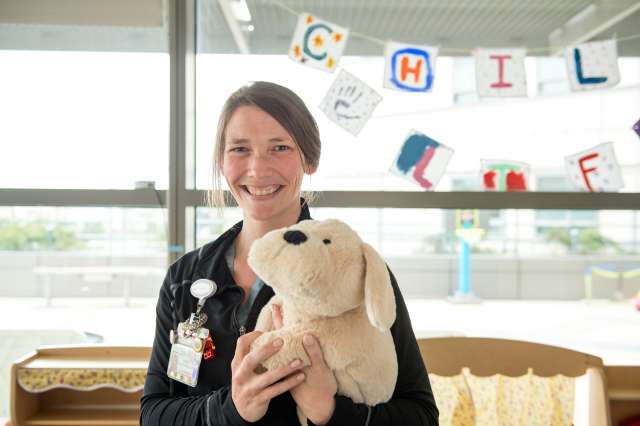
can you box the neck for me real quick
[235,201,302,262]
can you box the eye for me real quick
[274,145,291,152]
[323,239,331,245]
[229,147,247,153]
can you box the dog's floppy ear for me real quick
[362,243,396,331]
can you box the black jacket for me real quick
[141,200,439,425]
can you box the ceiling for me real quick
[0,0,638,56]
[200,0,640,56]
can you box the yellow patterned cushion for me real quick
[17,368,146,393]
[429,370,475,426]
[430,368,575,426]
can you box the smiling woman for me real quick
[140,81,439,425]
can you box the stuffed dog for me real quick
[248,219,398,426]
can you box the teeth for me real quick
[246,185,280,196]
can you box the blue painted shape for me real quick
[303,23,332,61]
[458,221,471,295]
[390,48,434,92]
[395,133,440,173]
[574,48,607,85]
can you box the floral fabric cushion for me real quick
[429,368,575,426]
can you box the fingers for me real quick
[254,358,303,390]
[231,331,305,422]
[302,334,326,365]
[239,337,285,377]
[255,371,305,404]
[271,304,284,329]
[232,331,262,370]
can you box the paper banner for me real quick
[565,39,620,92]
[319,70,382,136]
[389,130,453,190]
[384,41,439,92]
[633,117,640,139]
[564,142,624,192]
[474,48,527,97]
[288,13,349,73]
[481,160,530,191]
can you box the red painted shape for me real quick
[506,171,527,191]
[489,55,513,89]
[483,170,497,189]
[578,153,599,192]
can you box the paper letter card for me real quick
[475,48,527,97]
[319,69,382,136]
[289,13,349,73]
[384,41,439,92]
[481,160,530,191]
[389,130,453,190]
[565,39,620,92]
[564,142,624,192]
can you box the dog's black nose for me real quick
[283,230,307,245]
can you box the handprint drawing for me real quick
[334,85,363,120]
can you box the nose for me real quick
[247,151,272,178]
[283,230,307,245]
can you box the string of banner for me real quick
[266,0,640,193]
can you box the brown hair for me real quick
[206,81,321,210]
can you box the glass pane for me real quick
[196,206,639,264]
[0,0,170,189]
[196,206,640,364]
[195,0,640,192]
[0,205,168,303]
[0,206,167,416]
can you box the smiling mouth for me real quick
[241,185,284,197]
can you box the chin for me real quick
[247,206,281,221]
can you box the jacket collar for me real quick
[193,197,312,285]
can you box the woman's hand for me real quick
[231,330,305,423]
[272,305,338,425]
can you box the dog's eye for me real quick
[323,238,331,245]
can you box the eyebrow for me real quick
[228,136,292,144]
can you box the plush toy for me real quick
[248,219,398,426]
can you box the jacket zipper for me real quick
[231,288,246,336]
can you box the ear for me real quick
[305,164,317,175]
[362,243,396,331]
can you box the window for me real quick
[0,1,170,189]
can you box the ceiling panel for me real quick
[200,0,640,56]
[0,0,637,55]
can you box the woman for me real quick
[140,81,439,425]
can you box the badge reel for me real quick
[167,279,217,387]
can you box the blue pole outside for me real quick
[458,221,471,295]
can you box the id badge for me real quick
[167,322,209,387]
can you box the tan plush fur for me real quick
[248,219,398,426]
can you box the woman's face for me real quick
[221,105,316,222]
